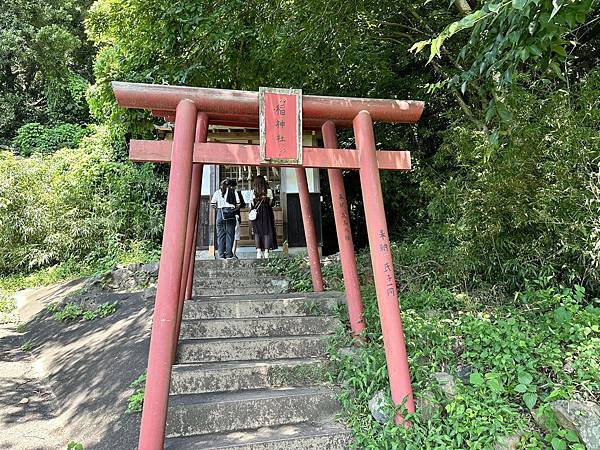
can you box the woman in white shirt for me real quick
[211,179,240,259]
[227,178,246,258]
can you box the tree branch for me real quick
[378,21,430,37]
[454,0,473,15]
[430,59,488,132]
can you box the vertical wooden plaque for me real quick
[259,87,302,165]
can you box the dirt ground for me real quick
[0,279,152,449]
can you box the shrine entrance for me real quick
[112,81,424,449]
[198,127,322,256]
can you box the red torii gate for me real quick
[112,81,424,449]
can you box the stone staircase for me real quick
[164,259,351,449]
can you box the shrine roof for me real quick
[112,82,424,129]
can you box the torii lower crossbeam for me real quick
[129,140,412,170]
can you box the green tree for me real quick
[412,0,599,126]
[0,0,95,144]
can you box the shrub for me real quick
[0,125,165,274]
[12,122,91,156]
[424,70,600,292]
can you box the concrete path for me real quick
[0,278,152,449]
[0,323,67,450]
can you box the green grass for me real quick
[0,262,94,323]
[267,249,599,449]
[0,245,159,323]
[126,373,146,413]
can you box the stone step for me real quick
[195,259,270,269]
[183,293,343,320]
[193,276,286,289]
[175,335,329,364]
[166,387,340,438]
[179,316,340,339]
[194,267,274,278]
[164,421,351,449]
[170,358,330,395]
[193,285,288,297]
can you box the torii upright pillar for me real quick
[138,99,197,449]
[296,167,324,292]
[322,121,365,338]
[183,112,209,301]
[354,110,415,421]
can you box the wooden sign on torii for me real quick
[112,81,424,450]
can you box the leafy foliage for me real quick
[47,300,117,322]
[413,0,599,93]
[0,126,166,274]
[425,70,600,291]
[12,122,91,156]
[0,0,94,144]
[20,338,34,352]
[126,373,146,413]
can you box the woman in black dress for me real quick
[250,176,277,259]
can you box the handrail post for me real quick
[296,167,324,292]
[353,110,414,425]
[322,121,365,339]
[138,99,197,450]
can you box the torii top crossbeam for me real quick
[112,81,424,129]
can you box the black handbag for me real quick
[222,208,237,220]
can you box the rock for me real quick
[270,279,289,293]
[368,390,390,424]
[532,408,548,432]
[415,391,440,421]
[563,358,575,374]
[109,267,136,290]
[141,262,159,274]
[142,286,157,302]
[433,372,457,399]
[81,273,109,295]
[549,400,600,450]
[494,432,523,450]
[456,364,473,384]
[19,397,29,404]
[322,253,341,266]
[424,309,440,318]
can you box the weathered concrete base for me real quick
[176,335,330,363]
[180,316,339,339]
[166,387,340,437]
[170,359,329,395]
[183,292,343,320]
[165,260,349,448]
[164,422,351,449]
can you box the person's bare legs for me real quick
[255,235,263,259]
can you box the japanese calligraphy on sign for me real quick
[259,87,302,164]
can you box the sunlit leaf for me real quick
[523,392,538,409]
